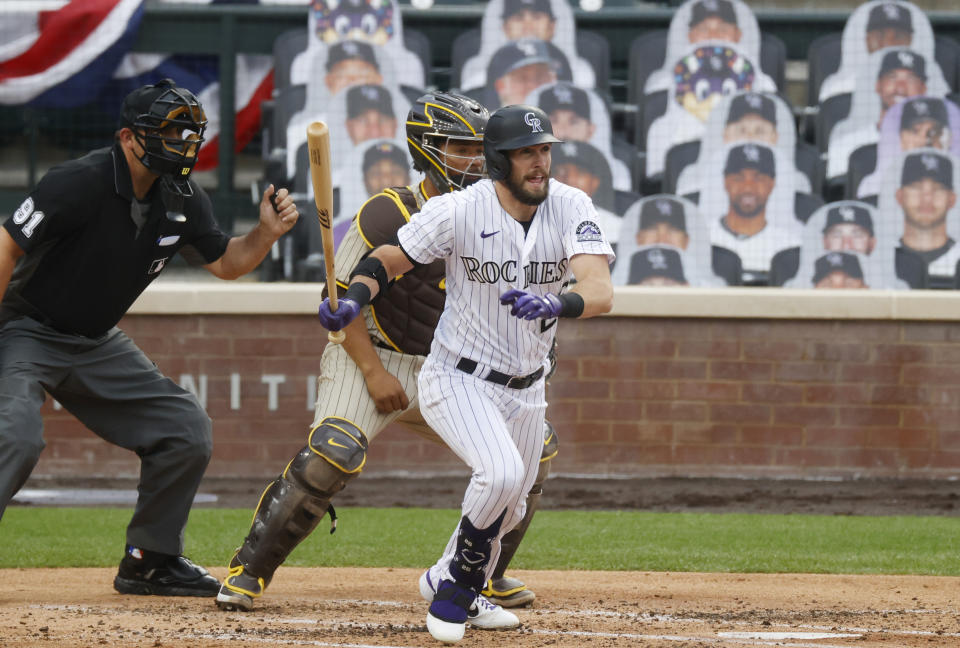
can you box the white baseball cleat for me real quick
[426,611,466,643]
[468,593,520,629]
[419,568,520,630]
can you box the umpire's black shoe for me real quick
[113,545,220,597]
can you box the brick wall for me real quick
[30,311,960,481]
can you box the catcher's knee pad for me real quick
[232,417,368,584]
[296,416,368,486]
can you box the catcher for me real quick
[216,92,558,619]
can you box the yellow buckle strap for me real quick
[482,579,527,598]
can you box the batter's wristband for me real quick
[343,282,372,308]
[557,292,585,318]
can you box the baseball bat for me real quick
[307,121,346,344]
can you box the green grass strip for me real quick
[1,507,957,575]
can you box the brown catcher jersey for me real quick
[332,182,445,355]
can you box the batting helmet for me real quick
[120,78,207,197]
[483,104,562,182]
[406,92,490,193]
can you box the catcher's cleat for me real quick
[482,577,536,608]
[113,546,219,597]
[215,564,265,611]
[420,568,519,630]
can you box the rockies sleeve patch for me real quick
[575,220,603,242]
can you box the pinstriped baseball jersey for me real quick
[396,178,614,376]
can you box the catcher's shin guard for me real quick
[483,420,558,608]
[217,417,367,611]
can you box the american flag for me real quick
[0,0,275,171]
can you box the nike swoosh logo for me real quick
[328,439,348,449]
[480,230,499,239]
[157,235,180,246]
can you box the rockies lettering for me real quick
[459,257,569,286]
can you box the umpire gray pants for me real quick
[0,317,212,555]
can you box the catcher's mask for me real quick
[406,92,489,193]
[483,104,561,182]
[120,78,207,197]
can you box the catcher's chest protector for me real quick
[372,187,446,356]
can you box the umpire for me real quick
[0,79,299,596]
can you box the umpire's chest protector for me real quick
[370,186,445,356]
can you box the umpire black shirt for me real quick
[1,143,230,337]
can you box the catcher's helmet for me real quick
[120,78,207,197]
[406,92,489,193]
[483,104,562,182]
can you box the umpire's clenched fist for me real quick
[318,298,361,331]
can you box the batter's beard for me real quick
[504,173,549,206]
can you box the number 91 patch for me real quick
[12,197,44,238]
[575,220,603,242]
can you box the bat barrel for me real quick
[307,120,344,344]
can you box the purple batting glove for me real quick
[499,288,526,308]
[318,298,361,331]
[500,289,563,320]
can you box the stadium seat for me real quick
[267,84,305,157]
[759,31,788,92]
[575,30,612,96]
[845,143,878,200]
[663,140,700,195]
[805,32,843,108]
[626,30,668,108]
[794,140,824,198]
[273,28,309,95]
[612,136,642,192]
[794,192,825,225]
[936,36,960,92]
[814,93,852,153]
[635,89,667,157]
[614,188,642,215]
[402,29,433,89]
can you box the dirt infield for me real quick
[2,567,958,647]
[7,477,959,646]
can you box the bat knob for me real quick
[328,330,346,345]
